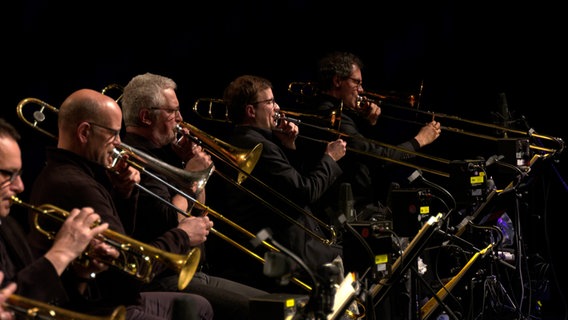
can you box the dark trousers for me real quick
[126,291,214,320]
[143,271,268,320]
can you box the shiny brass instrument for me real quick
[288,81,565,158]
[5,294,126,320]
[176,121,263,184]
[119,142,214,196]
[16,96,312,291]
[11,196,200,291]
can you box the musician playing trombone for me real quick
[0,118,116,313]
[24,90,213,320]
[295,51,442,320]
[209,74,347,294]
[301,51,442,216]
[120,73,268,320]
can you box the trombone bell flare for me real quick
[117,142,215,196]
[176,122,263,184]
[175,246,201,290]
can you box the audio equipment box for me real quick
[449,159,487,206]
[343,221,394,278]
[250,293,310,320]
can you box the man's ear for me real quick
[245,104,255,118]
[332,75,342,88]
[139,108,153,125]
[77,122,90,143]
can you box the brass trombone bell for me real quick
[5,294,127,320]
[176,121,263,184]
[11,196,200,291]
[117,142,215,196]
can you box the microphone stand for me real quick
[253,229,326,320]
[338,214,378,320]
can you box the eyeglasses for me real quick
[88,122,121,139]
[251,98,276,106]
[150,107,181,115]
[348,77,363,87]
[0,168,23,184]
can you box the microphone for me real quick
[499,92,510,129]
[263,251,293,283]
[338,183,356,222]
[253,228,316,287]
[254,228,322,318]
[485,154,505,167]
[317,263,341,316]
[407,169,423,184]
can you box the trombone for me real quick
[288,81,565,158]
[5,294,126,320]
[11,196,200,291]
[191,98,339,244]
[114,143,312,291]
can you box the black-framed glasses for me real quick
[150,107,181,115]
[251,98,276,106]
[0,168,23,184]
[88,122,121,139]
[347,77,363,87]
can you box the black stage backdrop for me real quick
[4,1,567,319]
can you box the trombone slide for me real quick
[5,294,126,320]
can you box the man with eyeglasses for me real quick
[298,51,442,216]
[296,51,442,320]
[25,90,214,319]
[0,117,115,313]
[205,74,346,297]
[121,73,268,320]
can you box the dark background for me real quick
[4,1,568,319]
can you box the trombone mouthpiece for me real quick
[109,148,123,169]
[357,95,376,104]
[274,113,301,124]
